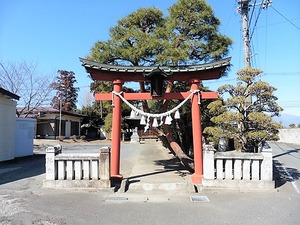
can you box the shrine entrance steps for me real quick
[116,139,194,193]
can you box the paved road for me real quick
[0,140,299,225]
[269,141,300,194]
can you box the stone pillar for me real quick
[261,147,273,181]
[234,159,242,180]
[203,145,215,180]
[111,79,123,179]
[216,159,223,179]
[45,145,61,180]
[100,147,111,187]
[46,147,55,180]
[91,160,99,180]
[66,161,73,180]
[83,161,90,180]
[251,160,260,181]
[225,160,233,180]
[243,160,251,181]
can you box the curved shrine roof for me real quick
[80,57,231,82]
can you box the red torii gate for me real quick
[80,57,231,184]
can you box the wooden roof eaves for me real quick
[79,57,231,74]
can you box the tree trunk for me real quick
[153,127,194,172]
[157,81,194,171]
[139,80,194,171]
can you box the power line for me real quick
[264,8,268,71]
[249,0,258,28]
[249,1,264,41]
[271,6,300,31]
[203,78,236,84]
[222,1,236,33]
[264,72,300,76]
[257,17,300,28]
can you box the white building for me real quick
[0,87,20,161]
[18,107,83,139]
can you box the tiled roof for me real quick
[79,57,231,73]
[17,107,83,118]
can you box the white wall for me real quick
[15,118,36,158]
[278,128,300,145]
[0,96,17,161]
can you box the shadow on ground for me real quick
[114,157,191,193]
[273,160,300,188]
[273,148,300,159]
[154,157,191,176]
[0,154,45,185]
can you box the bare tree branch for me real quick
[0,59,55,117]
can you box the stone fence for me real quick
[202,145,274,190]
[43,145,111,188]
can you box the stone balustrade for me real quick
[44,145,111,188]
[202,144,274,190]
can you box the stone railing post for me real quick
[45,145,62,180]
[203,145,215,180]
[261,146,273,181]
[99,146,111,187]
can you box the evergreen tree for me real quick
[51,70,79,111]
[87,0,232,169]
[204,68,282,152]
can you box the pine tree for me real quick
[204,68,283,152]
[87,0,232,169]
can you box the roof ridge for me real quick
[79,57,231,73]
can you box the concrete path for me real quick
[119,140,192,193]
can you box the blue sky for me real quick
[1,0,299,116]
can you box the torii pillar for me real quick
[190,79,203,184]
[111,79,123,178]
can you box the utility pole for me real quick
[239,0,251,68]
[237,0,272,105]
[238,0,272,68]
[59,97,62,138]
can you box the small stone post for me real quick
[45,145,61,180]
[99,146,111,187]
[203,145,215,180]
[261,146,273,181]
